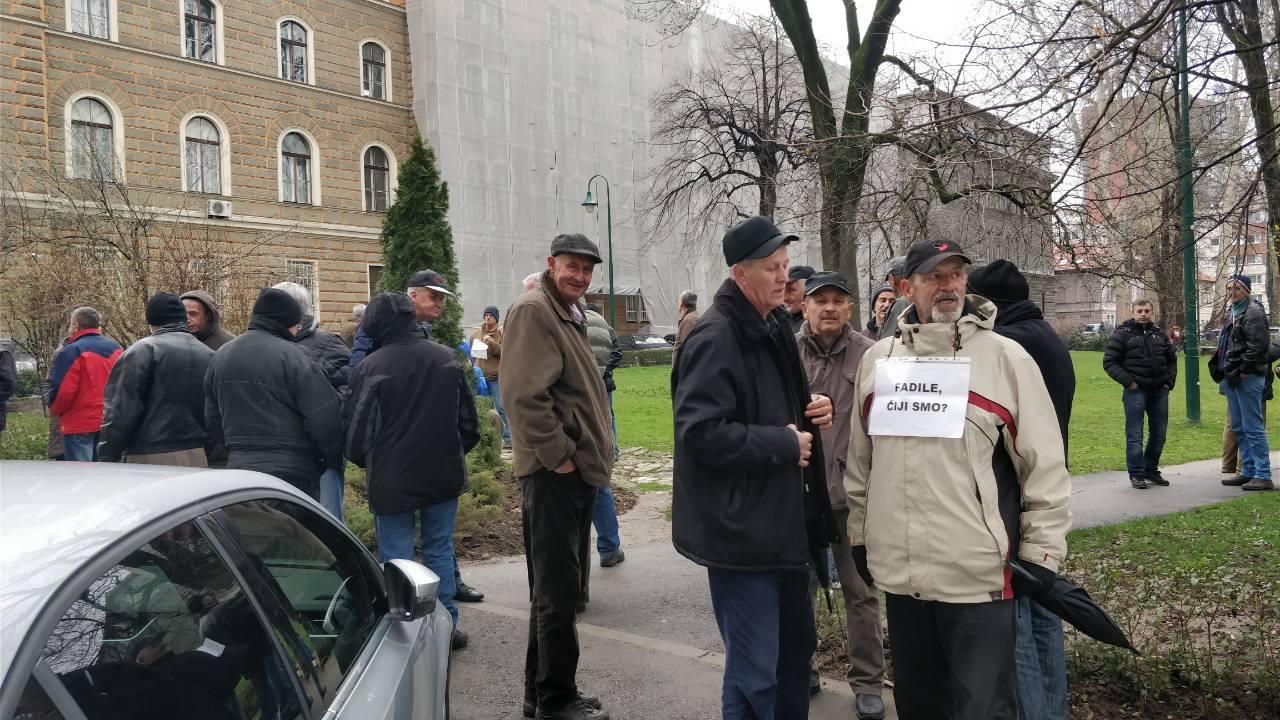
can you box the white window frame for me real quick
[63,92,126,182]
[276,128,322,205]
[276,17,315,85]
[178,0,224,65]
[286,259,320,316]
[359,143,397,213]
[65,0,119,41]
[367,263,384,298]
[358,39,392,101]
[178,111,231,195]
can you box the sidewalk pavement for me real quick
[449,454,1273,720]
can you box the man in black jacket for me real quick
[0,339,16,443]
[205,288,343,498]
[1103,299,1177,489]
[673,215,835,720]
[347,292,480,650]
[1216,275,1274,491]
[968,261,1073,720]
[99,293,214,466]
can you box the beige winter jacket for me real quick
[844,296,1072,604]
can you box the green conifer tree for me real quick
[378,132,463,348]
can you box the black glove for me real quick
[603,371,617,393]
[1010,560,1057,597]
[1227,372,1242,388]
[851,545,875,588]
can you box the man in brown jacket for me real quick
[673,290,699,361]
[502,233,615,720]
[470,305,509,446]
[795,271,884,719]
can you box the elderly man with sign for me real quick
[844,238,1072,720]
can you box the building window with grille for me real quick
[364,146,390,212]
[279,20,308,83]
[69,97,116,180]
[69,0,110,39]
[183,0,218,62]
[184,116,222,193]
[286,260,319,315]
[625,295,649,323]
[280,132,312,204]
[362,42,386,99]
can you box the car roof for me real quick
[0,460,306,677]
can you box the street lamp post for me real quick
[581,174,615,327]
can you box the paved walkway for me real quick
[450,453,1277,719]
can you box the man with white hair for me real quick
[341,303,365,348]
[845,238,1072,719]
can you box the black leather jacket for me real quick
[1225,299,1271,377]
[295,320,352,389]
[99,325,215,461]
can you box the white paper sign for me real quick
[470,338,488,360]
[868,357,971,438]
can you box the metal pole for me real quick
[605,179,615,328]
[1178,0,1201,424]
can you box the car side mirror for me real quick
[384,559,439,621]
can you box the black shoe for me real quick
[1145,471,1169,486]
[1129,476,1148,489]
[523,694,601,718]
[855,693,887,720]
[599,549,626,568]
[455,581,484,602]
[1242,478,1275,491]
[1223,475,1251,486]
[536,697,609,720]
[450,628,468,651]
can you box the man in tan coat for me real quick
[502,233,615,720]
[470,305,509,446]
[673,290,699,361]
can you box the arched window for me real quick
[281,132,311,203]
[361,42,386,100]
[184,116,221,193]
[183,0,217,63]
[363,146,390,212]
[70,97,115,180]
[279,20,308,82]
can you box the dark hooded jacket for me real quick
[181,290,236,351]
[204,314,343,495]
[346,293,480,515]
[989,299,1075,460]
[294,318,352,389]
[1103,318,1177,391]
[99,324,214,461]
[0,343,15,433]
[672,279,837,574]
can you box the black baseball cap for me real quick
[722,215,798,266]
[887,255,906,278]
[804,271,851,297]
[788,265,816,282]
[550,233,603,264]
[902,239,972,277]
[407,269,455,297]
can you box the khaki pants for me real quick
[126,447,208,467]
[1223,400,1268,473]
[809,507,885,695]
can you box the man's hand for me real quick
[805,394,834,429]
[554,458,577,474]
[1128,382,1139,390]
[851,546,875,588]
[788,424,813,467]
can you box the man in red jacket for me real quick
[47,307,122,461]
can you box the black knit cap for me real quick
[967,259,1030,303]
[145,292,187,326]
[252,287,303,328]
[483,305,499,321]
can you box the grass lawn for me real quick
[614,351,1280,474]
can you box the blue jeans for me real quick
[609,390,619,459]
[707,569,815,720]
[1224,374,1270,480]
[488,377,511,443]
[1121,387,1168,477]
[375,498,459,625]
[1015,596,1067,720]
[62,432,98,462]
[592,486,621,555]
[319,466,344,522]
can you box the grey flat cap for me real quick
[550,233,603,264]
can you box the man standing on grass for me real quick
[503,234,615,720]
[48,307,122,462]
[674,290,700,361]
[1103,299,1176,489]
[845,238,1071,720]
[794,271,883,720]
[1217,275,1273,491]
[673,215,835,720]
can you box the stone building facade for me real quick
[1,0,414,325]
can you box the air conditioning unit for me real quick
[207,199,232,219]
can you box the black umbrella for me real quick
[1008,559,1140,655]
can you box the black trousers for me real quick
[522,469,598,711]
[884,593,1018,720]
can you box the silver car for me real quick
[0,461,451,720]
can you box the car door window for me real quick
[39,521,304,720]
[219,500,385,710]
